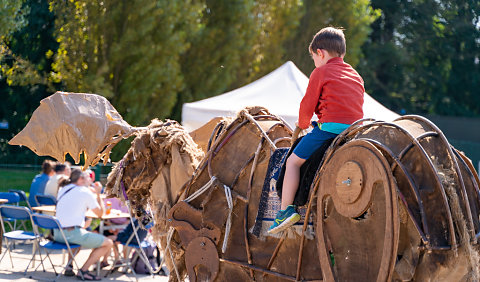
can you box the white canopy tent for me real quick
[182,61,399,131]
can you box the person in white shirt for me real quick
[54,169,113,281]
[44,162,71,199]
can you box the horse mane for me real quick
[105,118,204,210]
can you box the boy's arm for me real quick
[298,69,324,129]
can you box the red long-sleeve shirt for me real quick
[298,57,364,129]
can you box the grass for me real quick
[0,168,39,232]
[0,168,38,193]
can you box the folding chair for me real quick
[0,192,21,205]
[0,205,41,276]
[9,189,32,210]
[0,192,23,231]
[35,194,57,206]
[31,214,83,281]
[105,219,160,280]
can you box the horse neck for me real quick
[184,117,291,203]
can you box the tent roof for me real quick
[182,61,399,131]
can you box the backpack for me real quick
[131,240,161,274]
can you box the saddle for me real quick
[251,136,334,238]
[276,136,335,206]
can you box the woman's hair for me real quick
[59,168,86,187]
[42,160,55,174]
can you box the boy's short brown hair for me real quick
[309,27,346,57]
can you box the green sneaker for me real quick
[267,205,301,234]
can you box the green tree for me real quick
[0,0,28,38]
[357,0,407,111]
[50,0,204,126]
[285,0,379,75]
[401,0,480,115]
[0,0,57,164]
[245,0,303,81]
[359,0,480,115]
[175,0,258,111]
[171,0,303,120]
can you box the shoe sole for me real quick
[267,213,301,234]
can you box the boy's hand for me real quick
[295,121,313,129]
[292,124,303,145]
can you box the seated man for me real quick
[44,162,71,198]
[54,168,113,281]
[28,160,55,207]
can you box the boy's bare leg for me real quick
[281,153,306,210]
[81,238,113,271]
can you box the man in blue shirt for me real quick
[28,160,55,207]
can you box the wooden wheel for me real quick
[316,139,399,282]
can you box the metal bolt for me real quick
[342,178,352,186]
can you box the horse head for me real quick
[105,119,204,235]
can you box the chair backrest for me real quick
[35,194,57,206]
[0,205,31,220]
[0,205,35,233]
[0,192,20,204]
[31,213,61,230]
[8,189,28,203]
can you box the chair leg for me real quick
[45,250,58,275]
[5,222,16,250]
[31,240,36,268]
[0,239,15,269]
[38,244,46,272]
[18,221,28,234]
[69,253,84,281]
[7,241,14,269]
[24,241,42,276]
[24,249,34,275]
[55,253,76,281]
[0,238,9,264]
[128,250,140,281]
[33,247,47,273]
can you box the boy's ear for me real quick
[316,49,323,58]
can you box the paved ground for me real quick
[0,242,169,281]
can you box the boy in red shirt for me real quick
[269,27,364,234]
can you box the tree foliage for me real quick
[172,0,303,120]
[359,0,480,115]
[285,0,380,74]
[50,0,204,126]
[0,0,28,38]
[0,0,57,164]
[3,0,478,165]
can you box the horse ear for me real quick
[189,117,224,152]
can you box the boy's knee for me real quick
[286,154,305,167]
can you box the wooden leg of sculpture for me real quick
[316,140,399,281]
[262,232,287,280]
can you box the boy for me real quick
[268,27,364,234]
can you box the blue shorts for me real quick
[292,124,338,160]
